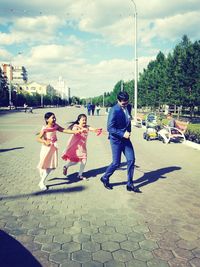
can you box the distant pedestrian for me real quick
[24,103,28,113]
[87,103,92,116]
[37,112,82,191]
[91,104,95,115]
[96,104,101,116]
[62,113,102,180]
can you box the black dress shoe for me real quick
[100,177,113,190]
[126,185,141,193]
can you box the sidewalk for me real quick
[0,107,200,267]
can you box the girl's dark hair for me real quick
[44,112,55,125]
[68,114,87,129]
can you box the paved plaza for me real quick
[0,107,200,267]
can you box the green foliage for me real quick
[185,124,200,144]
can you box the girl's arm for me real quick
[36,131,51,146]
[57,124,83,134]
[88,127,103,136]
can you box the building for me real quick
[54,76,69,100]
[1,63,27,85]
[21,81,47,95]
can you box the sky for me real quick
[0,0,200,98]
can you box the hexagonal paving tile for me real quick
[42,242,61,253]
[49,251,70,264]
[64,226,81,235]
[126,259,147,267]
[82,261,103,267]
[92,250,113,263]
[74,220,90,227]
[61,261,81,267]
[177,239,197,250]
[104,260,125,267]
[120,240,139,251]
[189,257,200,267]
[72,250,91,263]
[133,225,149,234]
[28,228,46,236]
[168,257,191,267]
[62,241,81,253]
[133,249,154,261]
[153,248,174,261]
[147,259,170,267]
[102,241,120,252]
[112,249,133,262]
[81,226,99,235]
[148,224,166,233]
[157,239,177,250]
[192,248,200,258]
[115,225,132,234]
[108,233,127,243]
[128,232,145,242]
[99,226,116,234]
[139,240,158,251]
[106,219,123,227]
[54,234,72,243]
[73,233,90,243]
[172,247,194,260]
[34,234,53,244]
[91,233,109,243]
[82,241,101,252]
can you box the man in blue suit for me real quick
[100,91,140,192]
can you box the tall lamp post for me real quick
[8,64,13,108]
[130,0,138,123]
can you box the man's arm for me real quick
[107,108,126,138]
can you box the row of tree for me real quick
[88,35,200,116]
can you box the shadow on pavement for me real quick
[0,146,24,153]
[134,166,181,189]
[82,162,127,178]
[49,162,128,185]
[0,230,42,267]
[0,186,85,201]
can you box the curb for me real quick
[184,140,200,151]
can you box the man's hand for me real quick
[123,131,131,139]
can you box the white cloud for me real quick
[1,0,200,97]
[140,11,200,45]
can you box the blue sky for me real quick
[0,0,200,98]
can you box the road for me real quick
[0,107,200,267]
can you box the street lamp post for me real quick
[8,64,13,109]
[130,0,138,123]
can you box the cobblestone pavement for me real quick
[0,107,200,267]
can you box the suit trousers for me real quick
[103,138,135,186]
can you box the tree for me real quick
[0,68,9,106]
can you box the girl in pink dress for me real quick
[61,114,102,180]
[37,112,81,190]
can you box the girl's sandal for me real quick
[63,166,68,176]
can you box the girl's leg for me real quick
[78,159,87,179]
[63,161,77,176]
[38,168,51,190]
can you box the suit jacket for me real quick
[107,103,132,141]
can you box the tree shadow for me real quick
[0,186,85,201]
[0,230,42,267]
[133,166,181,190]
[0,147,24,153]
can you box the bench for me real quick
[159,120,189,144]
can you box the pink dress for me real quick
[37,124,59,170]
[62,125,88,162]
